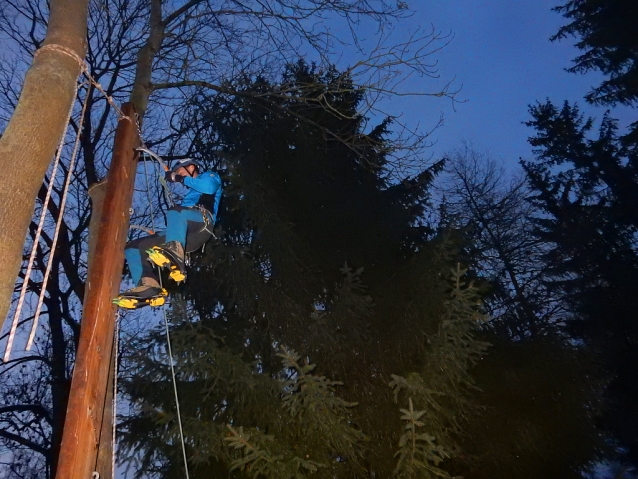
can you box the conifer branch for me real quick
[390,260,490,478]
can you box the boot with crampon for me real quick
[113,277,168,309]
[146,241,186,283]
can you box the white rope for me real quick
[35,44,132,123]
[5,41,139,360]
[26,83,91,351]
[3,80,80,362]
[5,41,131,360]
[161,302,191,479]
[143,151,191,479]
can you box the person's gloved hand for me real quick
[164,171,184,183]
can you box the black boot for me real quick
[113,277,167,309]
[146,241,186,283]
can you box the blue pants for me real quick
[124,207,211,284]
[165,208,206,244]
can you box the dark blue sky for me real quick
[2,1,632,169]
[380,1,634,166]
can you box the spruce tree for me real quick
[553,0,638,107]
[522,99,638,463]
[118,63,604,478]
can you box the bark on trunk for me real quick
[129,0,164,120]
[0,0,89,323]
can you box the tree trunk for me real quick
[129,0,164,120]
[0,0,89,323]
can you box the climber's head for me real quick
[172,158,200,177]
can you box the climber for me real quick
[114,158,222,309]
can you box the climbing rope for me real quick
[4,42,136,361]
[142,155,191,479]
[3,79,82,362]
[34,44,132,122]
[160,297,190,479]
[137,146,174,208]
[26,82,91,351]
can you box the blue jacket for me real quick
[181,171,222,223]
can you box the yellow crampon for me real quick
[168,268,186,283]
[147,247,186,283]
[112,289,168,309]
[147,248,171,268]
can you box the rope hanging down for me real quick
[26,83,91,351]
[3,79,84,362]
[4,42,137,361]
[142,156,191,479]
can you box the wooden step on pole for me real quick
[56,103,139,479]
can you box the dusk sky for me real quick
[380,1,634,167]
[3,1,633,170]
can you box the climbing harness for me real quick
[195,204,216,237]
[144,204,215,284]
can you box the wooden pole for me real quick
[86,180,117,479]
[94,347,117,479]
[56,103,139,479]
